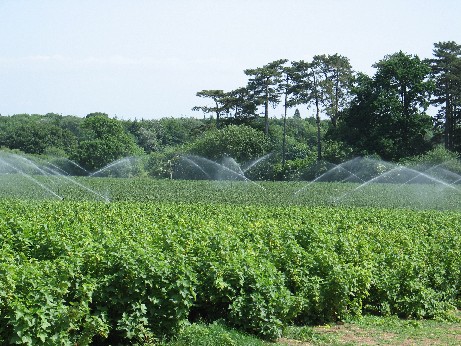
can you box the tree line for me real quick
[193,41,461,160]
[0,41,460,179]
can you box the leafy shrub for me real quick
[189,125,270,163]
[403,145,459,165]
[402,145,461,174]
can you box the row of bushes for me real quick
[1,201,460,344]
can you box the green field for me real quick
[1,177,461,345]
[3,175,461,210]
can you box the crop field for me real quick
[1,177,461,345]
[3,175,461,210]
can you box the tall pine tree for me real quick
[430,41,461,150]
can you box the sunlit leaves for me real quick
[1,199,461,344]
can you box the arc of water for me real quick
[57,158,89,175]
[405,168,461,192]
[336,166,461,203]
[426,166,461,185]
[89,157,134,177]
[334,167,404,203]
[242,153,273,173]
[452,177,461,185]
[185,155,265,190]
[181,157,212,179]
[341,168,369,183]
[43,161,70,176]
[13,154,53,172]
[9,154,109,202]
[12,154,64,186]
[0,158,63,200]
[393,166,461,191]
[423,160,459,173]
[39,165,110,202]
[402,165,461,186]
[294,164,367,195]
[222,157,245,176]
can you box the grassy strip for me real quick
[281,311,461,345]
[160,322,271,346]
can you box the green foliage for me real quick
[268,158,315,181]
[189,125,270,162]
[191,244,294,339]
[282,325,333,344]
[125,121,161,153]
[71,115,142,170]
[245,59,288,134]
[163,322,269,346]
[293,108,301,118]
[268,117,320,153]
[145,148,178,179]
[1,196,461,344]
[0,201,197,344]
[328,52,435,160]
[125,118,206,152]
[401,146,461,176]
[430,41,461,151]
[156,117,206,147]
[192,90,227,127]
[403,145,459,164]
[0,114,78,155]
[322,140,354,164]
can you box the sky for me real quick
[1,0,460,120]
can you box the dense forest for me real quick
[1,41,461,180]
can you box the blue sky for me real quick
[1,0,460,119]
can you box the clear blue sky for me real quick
[1,0,460,119]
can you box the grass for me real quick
[153,313,461,346]
[280,311,461,345]
[159,322,271,346]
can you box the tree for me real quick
[290,59,324,160]
[317,54,354,127]
[157,117,205,146]
[430,41,461,150]
[192,90,227,128]
[223,87,258,120]
[193,87,258,127]
[71,115,142,170]
[280,65,298,166]
[125,120,160,153]
[296,54,353,159]
[0,114,77,155]
[330,52,434,160]
[244,59,288,135]
[374,51,433,117]
[86,112,109,118]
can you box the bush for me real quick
[189,125,270,163]
[402,145,461,173]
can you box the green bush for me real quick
[189,125,270,163]
[402,145,461,174]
